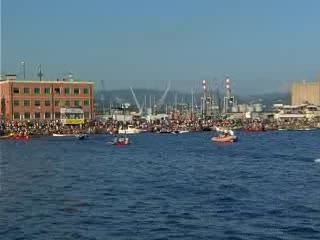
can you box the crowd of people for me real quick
[0,116,319,137]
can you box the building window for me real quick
[44,88,51,94]
[83,88,89,94]
[45,100,51,106]
[34,88,40,94]
[13,88,20,94]
[54,88,60,94]
[55,112,61,119]
[55,100,60,107]
[65,88,71,94]
[74,88,80,95]
[74,100,81,107]
[13,112,20,119]
[65,100,70,107]
[24,112,30,119]
[24,88,30,94]
[35,100,41,106]
[45,112,51,119]
[84,100,90,106]
[24,100,30,106]
[84,112,90,119]
[35,112,41,119]
[14,100,19,106]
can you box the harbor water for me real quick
[0,131,320,239]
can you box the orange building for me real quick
[0,75,94,121]
[291,81,320,106]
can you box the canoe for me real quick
[212,135,237,143]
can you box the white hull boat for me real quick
[118,125,142,134]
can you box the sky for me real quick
[1,0,320,94]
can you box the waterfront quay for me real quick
[1,114,320,137]
[1,74,320,136]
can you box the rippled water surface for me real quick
[1,131,320,240]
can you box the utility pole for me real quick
[37,64,43,81]
[21,61,26,79]
[175,93,178,112]
[191,89,194,121]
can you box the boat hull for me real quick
[112,142,131,146]
[212,136,237,142]
[52,133,75,137]
[118,130,141,134]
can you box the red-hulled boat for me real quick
[112,141,131,146]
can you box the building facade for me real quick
[291,81,320,106]
[0,75,94,121]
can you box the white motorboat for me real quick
[52,133,76,137]
[177,130,190,134]
[118,125,142,134]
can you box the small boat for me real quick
[177,130,190,134]
[212,127,237,142]
[171,130,190,134]
[112,141,131,146]
[118,125,141,134]
[212,135,237,143]
[52,133,75,137]
[76,134,88,140]
[112,135,131,146]
[157,129,172,134]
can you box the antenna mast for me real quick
[37,64,43,81]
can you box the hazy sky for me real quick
[1,0,320,94]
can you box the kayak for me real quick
[211,135,237,143]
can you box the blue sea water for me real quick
[0,131,319,240]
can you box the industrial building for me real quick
[0,75,94,121]
[291,80,320,106]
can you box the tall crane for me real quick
[100,80,108,113]
[156,81,171,109]
[130,87,144,115]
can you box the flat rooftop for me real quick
[0,79,94,84]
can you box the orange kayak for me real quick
[211,136,237,142]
